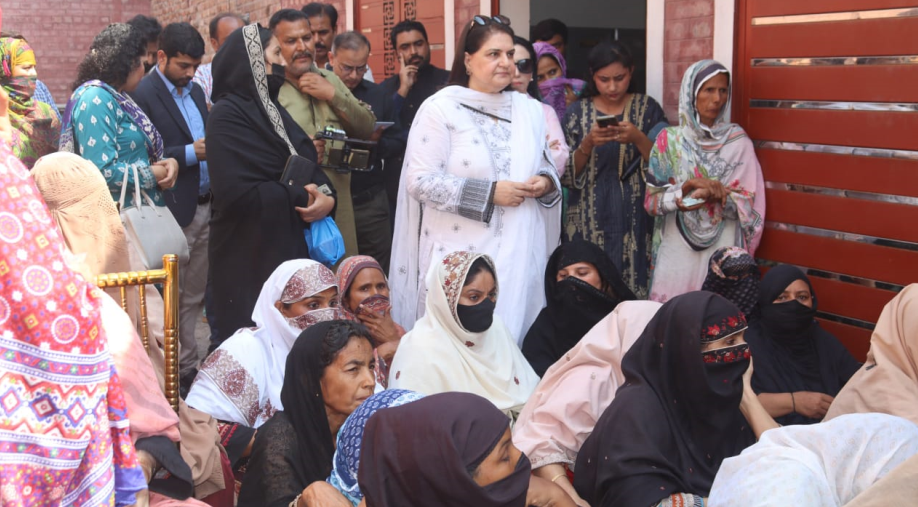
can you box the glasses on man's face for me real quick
[338,62,368,76]
[515,58,533,74]
[470,14,511,30]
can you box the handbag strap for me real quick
[119,164,160,215]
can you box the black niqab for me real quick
[574,291,755,507]
[522,241,636,376]
[745,265,861,425]
[701,246,761,322]
[358,392,529,507]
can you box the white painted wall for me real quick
[500,0,530,30]
[530,0,646,29]
[646,0,664,103]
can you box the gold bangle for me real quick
[289,494,302,507]
[550,472,566,483]
[578,144,592,156]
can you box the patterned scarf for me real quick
[533,41,586,121]
[60,79,164,161]
[327,389,424,505]
[701,246,761,321]
[0,36,36,120]
[0,143,146,505]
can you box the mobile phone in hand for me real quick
[596,115,619,128]
[681,196,706,207]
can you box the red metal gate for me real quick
[733,0,918,359]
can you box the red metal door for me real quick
[733,0,918,359]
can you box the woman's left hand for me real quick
[358,307,403,344]
[153,158,179,190]
[611,121,643,145]
[564,85,578,107]
[526,175,554,199]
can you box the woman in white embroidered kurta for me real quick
[390,17,562,343]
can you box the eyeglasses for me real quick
[470,14,511,30]
[338,62,368,75]
[515,58,533,74]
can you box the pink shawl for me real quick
[512,301,661,468]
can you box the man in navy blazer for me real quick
[131,22,209,387]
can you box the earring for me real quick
[466,68,471,75]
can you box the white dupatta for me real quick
[388,251,540,420]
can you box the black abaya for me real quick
[206,25,333,343]
[573,291,755,507]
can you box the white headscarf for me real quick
[187,259,339,427]
[387,251,539,419]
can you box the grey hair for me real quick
[331,31,371,54]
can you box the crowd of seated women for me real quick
[1,9,916,507]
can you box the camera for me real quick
[314,126,377,173]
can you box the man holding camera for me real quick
[272,9,376,259]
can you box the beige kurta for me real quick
[278,68,376,259]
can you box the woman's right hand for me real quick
[793,391,834,420]
[299,481,351,507]
[152,158,179,190]
[295,184,335,223]
[493,180,533,207]
[527,476,582,507]
[681,178,727,207]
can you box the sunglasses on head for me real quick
[515,58,533,74]
[470,14,511,30]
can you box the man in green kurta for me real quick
[271,9,376,259]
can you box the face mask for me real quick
[702,343,750,365]
[3,76,36,113]
[266,63,287,97]
[286,306,340,331]
[761,299,817,337]
[456,298,496,333]
[355,293,391,316]
[481,451,531,498]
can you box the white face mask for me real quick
[286,307,342,331]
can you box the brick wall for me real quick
[151,0,347,62]
[663,0,714,122]
[2,0,152,106]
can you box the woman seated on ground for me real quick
[186,259,340,469]
[522,240,636,376]
[32,152,232,506]
[327,389,425,505]
[574,291,775,507]
[0,35,60,168]
[388,251,539,421]
[336,255,405,387]
[709,413,918,507]
[745,265,861,425]
[359,392,576,507]
[826,283,918,424]
[238,321,376,507]
[701,246,761,322]
[515,299,661,506]
[822,284,918,505]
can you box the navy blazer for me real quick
[131,71,209,228]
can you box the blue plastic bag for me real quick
[305,217,345,267]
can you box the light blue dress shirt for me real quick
[155,68,209,195]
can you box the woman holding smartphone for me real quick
[562,41,667,299]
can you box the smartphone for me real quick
[374,121,395,130]
[681,196,706,207]
[596,115,619,128]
